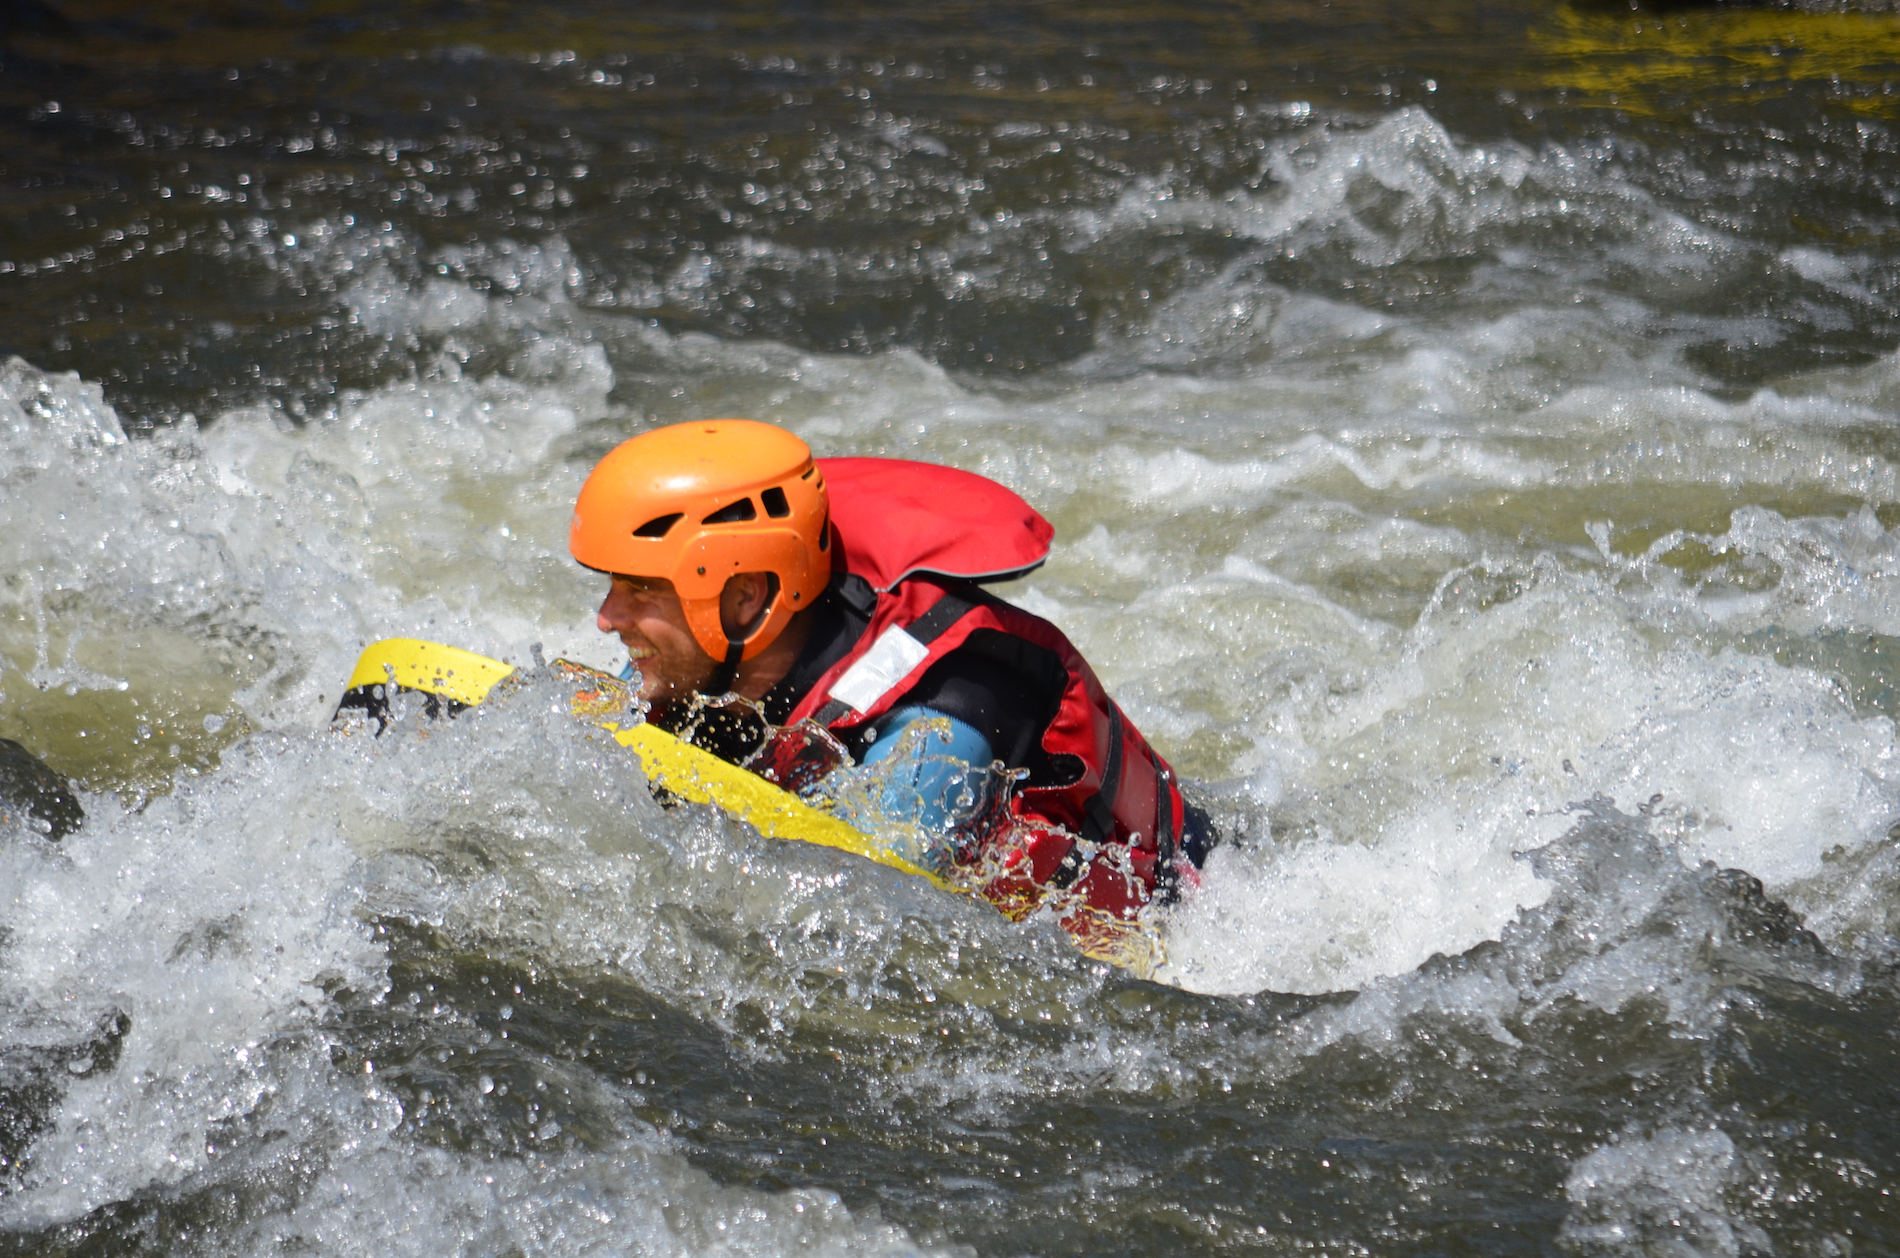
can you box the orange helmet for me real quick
[570,419,831,662]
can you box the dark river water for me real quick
[6,1,1900,1254]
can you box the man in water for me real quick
[571,418,1210,919]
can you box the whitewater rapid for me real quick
[7,102,1900,1252]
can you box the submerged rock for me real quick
[0,738,83,840]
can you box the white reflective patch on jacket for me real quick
[827,625,931,712]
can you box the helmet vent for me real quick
[632,512,683,538]
[760,486,791,518]
[703,497,758,525]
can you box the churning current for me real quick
[4,1,1900,1253]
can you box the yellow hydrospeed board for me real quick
[339,638,946,886]
[343,638,517,708]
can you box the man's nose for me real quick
[597,586,626,632]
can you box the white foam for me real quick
[1157,549,1900,993]
[1561,1127,1768,1258]
[1161,800,1548,995]
[221,1139,954,1258]
[0,672,976,1251]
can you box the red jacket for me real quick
[759,457,1190,921]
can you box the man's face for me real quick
[596,574,716,705]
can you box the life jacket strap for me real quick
[1078,704,1124,845]
[1152,760,1176,868]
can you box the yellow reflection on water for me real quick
[1530,4,1900,114]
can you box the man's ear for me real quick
[719,572,777,638]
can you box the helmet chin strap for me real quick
[705,638,744,697]
[701,578,778,697]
